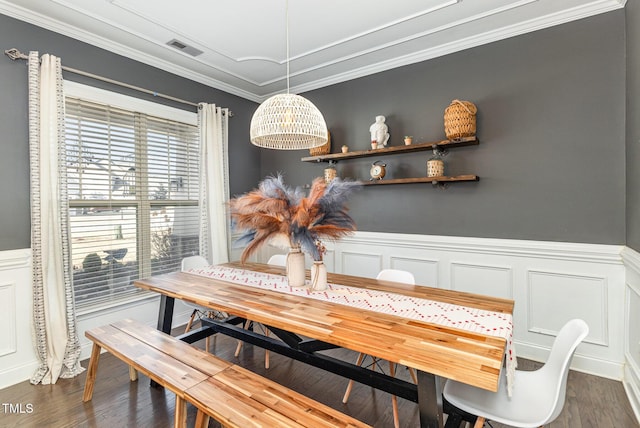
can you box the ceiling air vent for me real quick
[166,39,203,57]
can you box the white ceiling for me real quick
[0,0,626,102]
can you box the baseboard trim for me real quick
[0,359,39,390]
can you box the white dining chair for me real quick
[181,255,218,351]
[181,254,209,271]
[233,253,287,368]
[343,268,417,428]
[377,268,415,285]
[443,318,589,428]
[267,253,287,266]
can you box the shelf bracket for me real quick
[431,144,448,157]
[431,180,449,190]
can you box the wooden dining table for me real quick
[134,261,514,428]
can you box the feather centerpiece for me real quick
[230,175,361,262]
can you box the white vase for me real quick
[286,246,306,287]
[310,261,327,291]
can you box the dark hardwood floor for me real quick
[0,325,637,428]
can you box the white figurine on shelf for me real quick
[369,115,389,148]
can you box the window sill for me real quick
[76,291,158,319]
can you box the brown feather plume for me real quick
[230,175,360,263]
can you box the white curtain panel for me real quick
[198,104,230,264]
[28,52,83,384]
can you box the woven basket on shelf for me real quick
[309,131,331,156]
[444,100,477,140]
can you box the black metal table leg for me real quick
[443,397,481,427]
[156,295,175,334]
[417,370,444,428]
[151,295,175,388]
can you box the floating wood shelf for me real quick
[301,136,479,163]
[360,175,479,186]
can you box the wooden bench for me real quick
[83,319,371,428]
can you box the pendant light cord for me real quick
[286,0,290,94]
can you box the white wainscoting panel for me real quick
[527,270,608,346]
[323,249,336,273]
[0,249,34,389]
[451,262,512,299]
[390,256,439,286]
[0,281,16,357]
[340,251,383,278]
[622,247,640,423]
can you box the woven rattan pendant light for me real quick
[250,0,328,150]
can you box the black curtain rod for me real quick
[4,48,233,117]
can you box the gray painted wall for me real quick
[627,3,640,251]
[0,10,630,251]
[261,11,626,245]
[0,14,260,251]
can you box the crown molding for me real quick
[61,0,266,88]
[0,0,263,102]
[283,0,626,99]
[0,0,626,102]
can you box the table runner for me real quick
[188,264,517,395]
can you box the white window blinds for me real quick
[65,97,199,309]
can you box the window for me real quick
[64,82,199,310]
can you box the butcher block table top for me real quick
[135,261,514,393]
